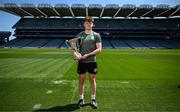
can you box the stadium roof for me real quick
[0,3,180,18]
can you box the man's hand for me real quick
[73,52,82,61]
[82,54,89,60]
[82,43,102,60]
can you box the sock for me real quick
[80,95,84,100]
[91,95,96,100]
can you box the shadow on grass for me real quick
[33,103,91,112]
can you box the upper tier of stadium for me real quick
[0,3,180,18]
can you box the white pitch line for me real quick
[120,81,129,84]
[52,80,63,84]
[46,90,53,94]
[33,104,41,110]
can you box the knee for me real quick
[89,76,95,82]
[79,76,85,83]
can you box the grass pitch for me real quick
[0,48,180,111]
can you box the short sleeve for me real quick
[95,33,102,43]
[76,31,84,38]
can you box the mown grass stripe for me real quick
[0,58,43,75]
[2,58,51,78]
[45,56,74,78]
[0,58,41,70]
[23,58,63,78]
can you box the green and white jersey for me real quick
[76,31,102,63]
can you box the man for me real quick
[74,17,102,109]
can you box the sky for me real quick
[0,0,179,39]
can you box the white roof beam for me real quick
[169,7,180,17]
[35,8,47,17]
[127,8,137,17]
[86,7,88,17]
[19,7,34,16]
[100,8,104,18]
[113,8,121,18]
[69,7,75,17]
[156,8,171,16]
[141,8,154,17]
[52,8,61,16]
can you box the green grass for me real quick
[0,48,180,111]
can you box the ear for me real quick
[92,23,94,27]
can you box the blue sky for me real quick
[0,0,179,39]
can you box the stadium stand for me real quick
[43,38,64,48]
[0,31,11,47]
[0,3,180,49]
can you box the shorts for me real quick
[77,62,98,74]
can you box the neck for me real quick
[85,29,93,34]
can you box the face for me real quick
[84,21,93,30]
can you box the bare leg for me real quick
[79,74,86,97]
[78,74,86,107]
[89,74,96,97]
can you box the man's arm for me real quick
[82,43,102,59]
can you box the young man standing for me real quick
[74,17,102,109]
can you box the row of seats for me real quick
[1,38,180,49]
[13,18,180,30]
[0,38,66,48]
[0,31,11,42]
[105,39,180,49]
